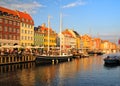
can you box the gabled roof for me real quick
[16,11,34,24]
[0,6,34,24]
[73,30,79,37]
[0,6,18,16]
[40,26,52,32]
[17,11,33,20]
[62,30,74,38]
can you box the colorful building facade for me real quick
[92,38,101,51]
[0,6,20,46]
[101,40,117,53]
[61,29,75,50]
[17,11,34,46]
[39,24,57,49]
[34,26,44,46]
[68,29,80,49]
[81,34,92,51]
[0,6,34,46]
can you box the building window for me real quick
[17,36,19,40]
[13,28,16,33]
[13,21,16,25]
[22,29,24,33]
[25,30,27,34]
[22,18,24,21]
[5,19,8,24]
[31,37,32,40]
[8,35,12,39]
[30,20,32,23]
[0,34,2,39]
[0,18,2,23]
[4,34,7,39]
[9,20,12,24]
[17,29,20,33]
[4,26,7,32]
[0,25,2,31]
[22,36,24,40]
[28,31,30,34]
[9,27,12,32]
[17,22,19,26]
[25,24,27,27]
[25,36,27,40]
[13,35,16,40]
[26,19,28,22]
[28,36,30,40]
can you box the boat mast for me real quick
[60,13,62,56]
[48,16,50,54]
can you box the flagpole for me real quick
[48,16,50,55]
[60,13,62,56]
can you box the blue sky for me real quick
[0,0,120,43]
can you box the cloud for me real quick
[62,0,86,8]
[0,0,45,14]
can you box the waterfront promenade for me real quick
[0,56,120,86]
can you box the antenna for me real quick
[89,27,92,37]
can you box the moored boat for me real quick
[35,14,73,64]
[104,53,120,64]
[35,55,73,64]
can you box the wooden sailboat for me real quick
[35,14,73,64]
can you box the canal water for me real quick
[0,56,120,86]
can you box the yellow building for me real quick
[40,24,57,49]
[81,34,92,51]
[17,11,34,46]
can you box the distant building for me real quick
[34,26,44,46]
[81,34,92,52]
[68,29,80,49]
[0,6,20,46]
[60,29,75,51]
[35,23,57,49]
[92,38,101,51]
[101,40,117,53]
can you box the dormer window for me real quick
[22,18,24,21]
[26,19,28,22]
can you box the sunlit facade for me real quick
[101,40,117,53]
[68,29,80,49]
[34,26,44,46]
[0,6,20,46]
[92,38,101,51]
[40,24,57,49]
[81,34,92,51]
[17,11,34,46]
[60,29,75,51]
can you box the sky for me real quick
[0,0,120,44]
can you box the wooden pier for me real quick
[0,54,36,65]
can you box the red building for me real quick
[0,6,20,46]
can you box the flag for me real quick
[118,39,120,44]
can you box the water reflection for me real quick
[0,56,120,86]
[0,62,35,74]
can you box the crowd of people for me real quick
[0,47,41,56]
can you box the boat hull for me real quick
[35,55,73,64]
[104,59,119,64]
